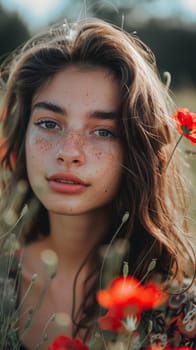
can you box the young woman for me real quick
[0,18,195,349]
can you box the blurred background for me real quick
[0,0,195,238]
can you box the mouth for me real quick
[53,179,83,185]
[47,173,89,194]
[48,172,88,184]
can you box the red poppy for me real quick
[97,276,166,310]
[97,305,139,332]
[48,335,89,350]
[173,108,196,144]
[97,276,167,332]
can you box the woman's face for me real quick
[25,65,123,216]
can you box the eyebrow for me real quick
[31,101,65,115]
[31,101,117,120]
[91,111,117,120]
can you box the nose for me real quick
[55,131,86,166]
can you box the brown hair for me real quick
[0,18,194,339]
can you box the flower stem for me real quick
[18,274,53,346]
[166,134,183,170]
[127,333,132,350]
[17,274,38,312]
[163,71,171,90]
[33,314,56,350]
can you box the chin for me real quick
[46,204,85,216]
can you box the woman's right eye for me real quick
[34,120,60,130]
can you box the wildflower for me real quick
[166,107,196,169]
[48,335,89,350]
[97,306,126,332]
[40,249,58,279]
[121,315,138,332]
[173,108,196,144]
[53,312,71,334]
[97,276,166,310]
[97,276,167,332]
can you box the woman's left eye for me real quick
[93,129,116,138]
[35,120,60,130]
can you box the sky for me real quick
[0,0,67,29]
[0,0,196,31]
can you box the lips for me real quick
[53,179,79,184]
[47,173,89,194]
[48,173,87,184]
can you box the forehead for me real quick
[32,65,121,111]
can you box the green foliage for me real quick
[0,5,30,63]
[137,21,196,88]
[90,2,196,88]
[60,0,196,88]
[1,0,196,87]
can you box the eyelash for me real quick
[92,128,116,139]
[34,120,117,139]
[34,120,60,130]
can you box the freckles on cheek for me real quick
[33,137,53,152]
[94,151,103,160]
[93,149,119,162]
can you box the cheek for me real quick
[25,135,53,176]
[93,146,123,168]
[33,137,53,152]
[89,141,123,162]
[91,146,123,183]
[26,135,53,161]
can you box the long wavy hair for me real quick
[0,18,194,339]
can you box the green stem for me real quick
[127,333,133,350]
[16,274,54,349]
[166,134,183,171]
[163,71,171,90]
[17,274,37,312]
[33,314,56,350]
[0,209,26,242]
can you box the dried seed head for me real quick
[2,233,20,255]
[147,258,157,273]
[122,211,129,223]
[21,204,28,217]
[3,208,18,226]
[54,312,71,333]
[123,261,129,278]
[40,249,58,278]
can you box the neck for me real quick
[45,208,112,270]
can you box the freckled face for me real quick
[25,65,123,215]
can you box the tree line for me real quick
[0,3,196,87]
